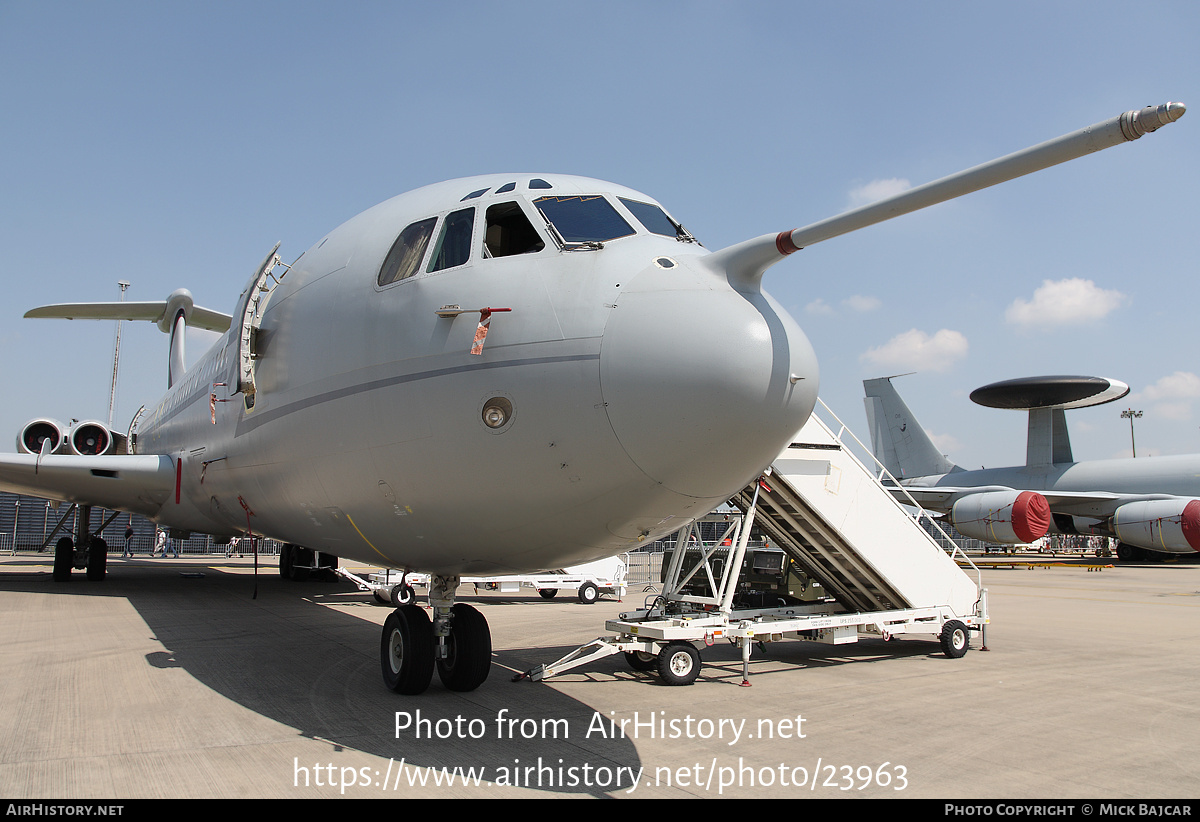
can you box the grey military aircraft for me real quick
[0,102,1185,694]
[864,374,1200,561]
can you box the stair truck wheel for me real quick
[940,619,970,659]
[657,641,701,685]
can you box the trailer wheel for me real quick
[578,581,599,604]
[54,537,73,582]
[624,650,657,672]
[437,603,492,692]
[390,583,415,606]
[381,605,434,694]
[940,620,969,659]
[657,642,701,686]
[538,589,558,599]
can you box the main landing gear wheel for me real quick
[381,605,435,695]
[86,537,108,581]
[624,650,657,672]
[279,543,293,578]
[54,537,73,582]
[577,581,599,604]
[657,641,701,686]
[940,620,970,659]
[1116,542,1140,561]
[437,603,492,692]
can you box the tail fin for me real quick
[863,376,958,480]
[25,289,232,389]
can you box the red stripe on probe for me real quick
[775,231,800,256]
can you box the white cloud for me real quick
[805,298,835,315]
[1004,278,1125,327]
[1140,371,1200,401]
[928,432,963,458]
[860,329,968,373]
[843,294,881,312]
[1134,372,1200,421]
[848,178,911,209]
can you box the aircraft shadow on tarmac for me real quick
[3,563,643,797]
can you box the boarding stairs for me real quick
[729,402,981,620]
[520,400,986,686]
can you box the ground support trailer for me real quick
[337,555,628,606]
[519,402,988,687]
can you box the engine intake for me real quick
[69,421,113,456]
[17,418,66,455]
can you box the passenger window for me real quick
[484,202,545,258]
[378,217,436,286]
[428,207,475,272]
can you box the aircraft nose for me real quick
[599,261,818,499]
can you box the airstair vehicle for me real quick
[519,401,988,686]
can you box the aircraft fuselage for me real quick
[133,175,819,574]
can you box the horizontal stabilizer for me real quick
[25,290,232,334]
[0,453,177,518]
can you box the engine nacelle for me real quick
[69,421,114,456]
[1112,499,1200,553]
[950,490,1052,544]
[17,418,67,455]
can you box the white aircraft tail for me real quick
[863,376,958,480]
[25,289,233,388]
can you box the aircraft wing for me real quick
[895,485,1132,519]
[0,453,176,518]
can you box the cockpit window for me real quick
[428,207,475,272]
[485,202,545,257]
[534,195,635,245]
[378,217,436,286]
[620,198,683,238]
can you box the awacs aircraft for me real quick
[864,374,1200,561]
[0,103,1185,695]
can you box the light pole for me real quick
[107,280,130,429]
[1121,408,1143,458]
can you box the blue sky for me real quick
[1,1,1196,470]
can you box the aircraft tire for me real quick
[279,544,292,577]
[288,546,312,581]
[939,620,969,659]
[624,650,657,672]
[538,588,558,600]
[86,537,107,581]
[657,641,701,686]
[436,603,492,692]
[381,605,435,695]
[577,581,599,604]
[1116,542,1139,561]
[53,537,73,582]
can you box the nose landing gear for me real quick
[379,574,492,694]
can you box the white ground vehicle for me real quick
[339,555,628,606]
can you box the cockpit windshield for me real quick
[534,196,635,245]
[619,198,688,240]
